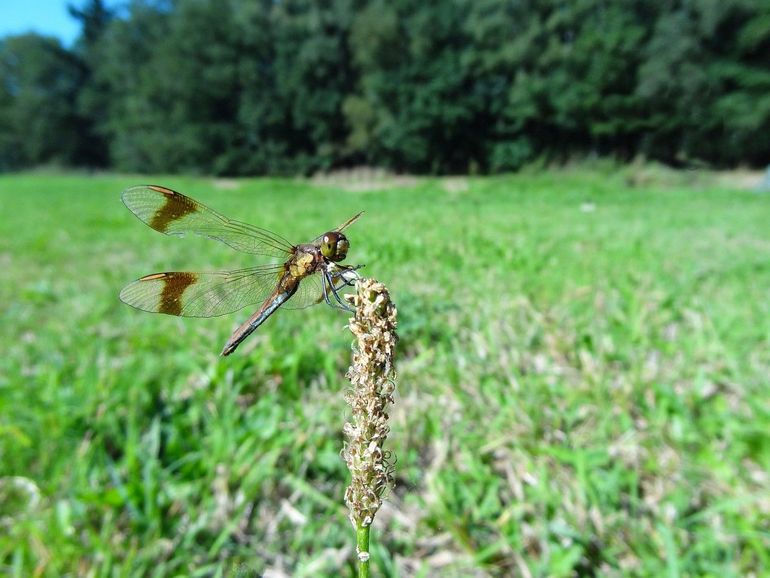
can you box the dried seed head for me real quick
[342,278,398,528]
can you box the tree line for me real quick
[1,0,768,175]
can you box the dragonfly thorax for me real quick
[320,231,349,262]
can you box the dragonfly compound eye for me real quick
[335,235,349,261]
[321,233,336,259]
[321,232,349,261]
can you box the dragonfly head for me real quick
[321,231,349,262]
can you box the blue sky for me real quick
[0,0,83,45]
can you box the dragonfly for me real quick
[119,185,363,356]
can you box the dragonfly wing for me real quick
[308,211,364,245]
[284,273,325,310]
[122,185,294,258]
[335,211,364,232]
[120,265,285,318]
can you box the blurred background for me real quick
[2,0,770,174]
[1,1,769,577]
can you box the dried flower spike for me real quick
[342,278,398,576]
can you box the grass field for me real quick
[1,167,769,577]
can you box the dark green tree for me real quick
[236,0,360,174]
[67,0,115,167]
[348,0,487,173]
[2,0,770,173]
[98,0,241,173]
[637,0,770,165]
[701,0,770,165]
[0,34,86,169]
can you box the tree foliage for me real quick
[1,0,768,174]
[0,34,87,169]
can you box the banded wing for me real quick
[122,185,294,258]
[119,265,338,318]
[120,265,287,318]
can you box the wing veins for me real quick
[179,267,283,317]
[226,219,294,251]
[122,185,296,256]
[221,221,293,254]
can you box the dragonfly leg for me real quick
[330,263,363,288]
[330,275,355,312]
[323,268,355,312]
[321,270,335,308]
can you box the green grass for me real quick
[1,167,769,577]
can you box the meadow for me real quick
[1,167,768,577]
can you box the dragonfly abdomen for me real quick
[220,279,299,356]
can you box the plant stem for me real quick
[356,522,371,578]
[344,279,397,578]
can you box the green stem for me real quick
[356,522,371,578]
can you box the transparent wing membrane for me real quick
[285,273,326,310]
[121,185,294,258]
[119,265,287,318]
